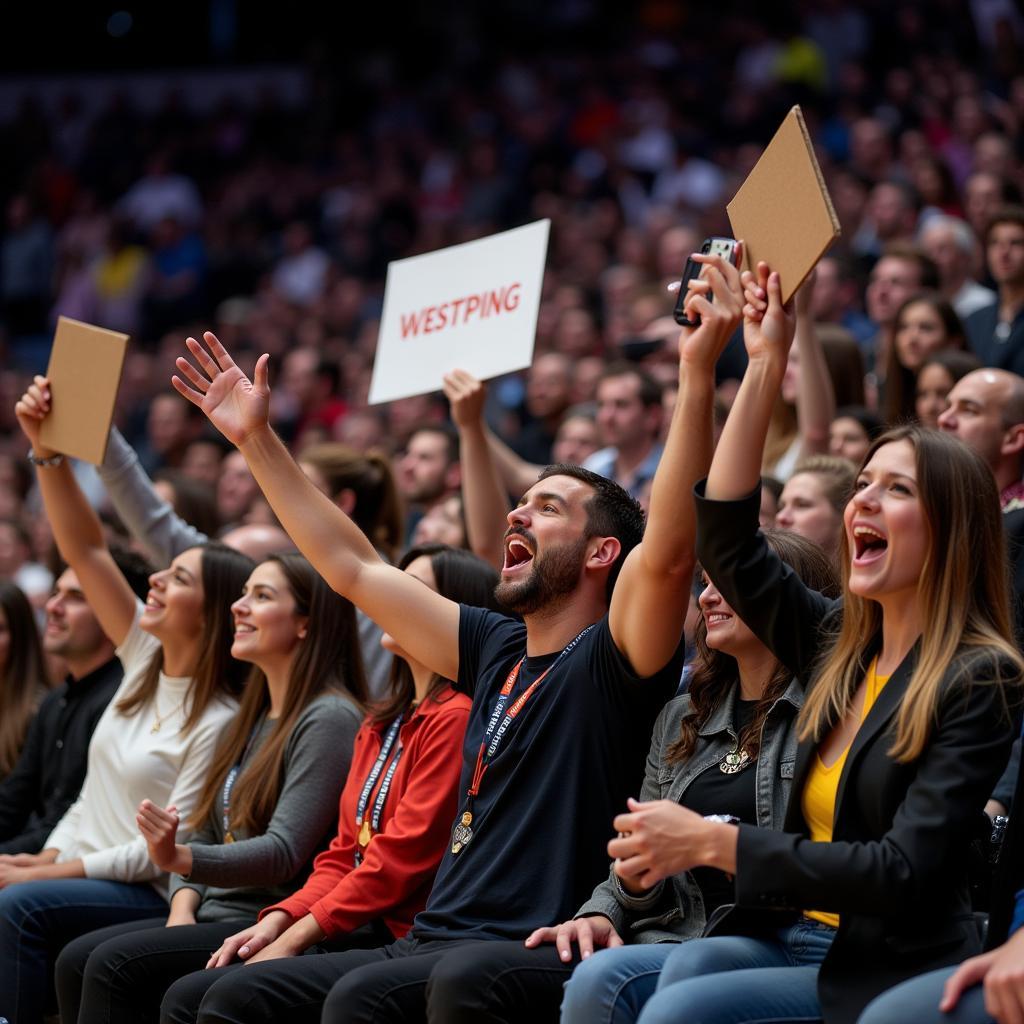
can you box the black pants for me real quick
[161,936,580,1024]
[55,916,251,1024]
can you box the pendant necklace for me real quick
[151,697,185,734]
[719,747,751,774]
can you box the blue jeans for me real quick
[0,878,167,1024]
[635,919,836,1024]
[857,966,991,1024]
[561,943,676,1024]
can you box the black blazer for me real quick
[695,482,1019,1024]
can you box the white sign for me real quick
[368,220,550,405]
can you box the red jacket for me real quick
[262,684,470,940]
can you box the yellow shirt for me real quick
[800,659,890,928]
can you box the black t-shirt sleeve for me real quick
[456,605,524,699]
[587,615,685,698]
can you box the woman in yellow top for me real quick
[606,262,1023,1024]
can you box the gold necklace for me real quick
[150,697,185,734]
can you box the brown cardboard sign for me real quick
[38,317,129,465]
[727,106,841,305]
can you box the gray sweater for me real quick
[98,427,393,698]
[168,692,361,922]
[575,679,801,943]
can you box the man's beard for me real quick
[495,534,589,616]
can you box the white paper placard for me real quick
[368,219,550,405]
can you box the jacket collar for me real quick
[696,676,804,739]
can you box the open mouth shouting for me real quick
[502,530,536,577]
[851,524,888,566]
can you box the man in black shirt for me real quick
[0,553,148,855]
[164,248,744,1023]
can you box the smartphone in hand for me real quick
[673,237,740,328]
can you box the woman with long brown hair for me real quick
[533,530,838,1024]
[0,377,254,1024]
[53,552,367,1024]
[0,580,49,781]
[601,263,1023,1024]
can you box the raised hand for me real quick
[14,375,57,457]
[442,369,487,430]
[741,261,795,372]
[524,914,624,961]
[676,243,745,373]
[172,331,271,448]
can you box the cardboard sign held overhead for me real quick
[368,220,550,405]
[727,106,841,305]
[38,317,129,465]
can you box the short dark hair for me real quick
[537,463,645,599]
[411,423,460,465]
[51,545,154,602]
[985,205,1024,244]
[879,243,940,291]
[598,361,663,409]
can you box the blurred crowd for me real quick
[0,0,1023,618]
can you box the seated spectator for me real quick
[155,544,496,1024]
[1,378,253,1024]
[536,531,838,1024]
[396,425,461,541]
[0,551,149,855]
[54,552,367,1023]
[0,582,50,781]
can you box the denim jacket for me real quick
[574,677,802,943]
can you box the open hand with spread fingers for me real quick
[172,331,272,449]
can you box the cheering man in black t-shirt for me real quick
[166,247,745,1024]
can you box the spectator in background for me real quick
[1,194,54,342]
[0,556,146,855]
[882,293,966,425]
[396,425,461,540]
[118,152,202,234]
[275,348,348,450]
[774,454,856,563]
[136,394,204,475]
[828,406,884,466]
[215,450,261,529]
[965,206,1024,375]
[864,243,940,379]
[914,349,982,429]
[963,172,1021,254]
[852,179,920,260]
[272,222,330,307]
[514,353,574,465]
[0,582,50,781]
[145,215,207,338]
[919,215,996,320]
[808,255,875,350]
[584,362,663,499]
[938,367,1024,511]
[0,517,53,611]
[152,470,221,541]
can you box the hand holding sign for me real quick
[14,375,56,457]
[172,333,271,449]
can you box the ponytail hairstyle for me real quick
[298,443,404,563]
[0,582,48,776]
[373,543,501,725]
[667,530,839,765]
[190,553,368,834]
[798,426,1023,762]
[117,543,255,733]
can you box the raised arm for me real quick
[609,250,744,678]
[15,379,138,647]
[699,263,834,675]
[791,273,835,460]
[483,428,545,498]
[98,425,208,567]
[442,370,511,568]
[705,262,795,502]
[172,333,460,681]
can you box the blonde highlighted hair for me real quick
[798,426,1022,762]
